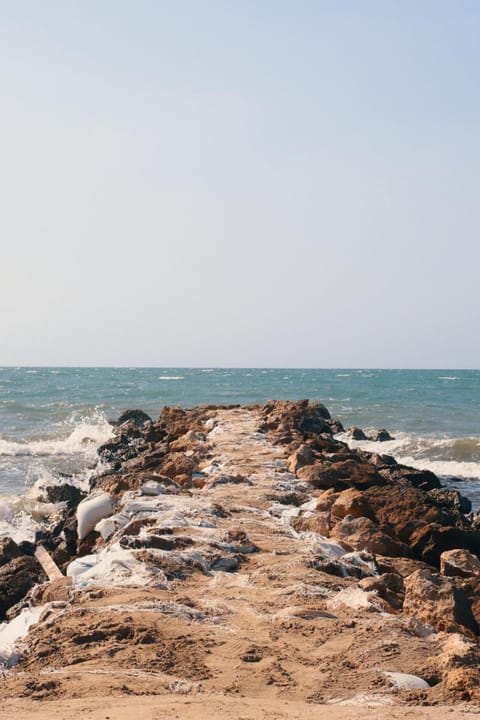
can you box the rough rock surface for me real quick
[403,569,478,636]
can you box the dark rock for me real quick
[370,429,394,442]
[45,484,86,511]
[0,537,23,567]
[115,409,153,427]
[210,556,240,572]
[362,483,444,545]
[267,491,310,507]
[429,488,472,516]
[0,556,46,620]
[208,475,254,488]
[347,426,368,441]
[409,525,480,566]
[119,534,195,551]
[327,419,344,434]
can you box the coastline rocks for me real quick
[261,400,332,439]
[346,426,368,441]
[159,452,197,485]
[370,429,394,442]
[403,569,478,636]
[0,556,46,620]
[115,409,153,427]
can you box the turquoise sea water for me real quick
[0,367,479,536]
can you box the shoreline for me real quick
[0,400,479,715]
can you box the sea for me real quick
[0,367,479,542]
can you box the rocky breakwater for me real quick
[0,400,480,711]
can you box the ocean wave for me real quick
[338,431,480,480]
[158,376,185,381]
[438,376,458,381]
[0,492,61,543]
[0,412,113,459]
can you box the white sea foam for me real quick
[158,376,185,380]
[0,412,113,459]
[338,431,480,481]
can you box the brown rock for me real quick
[403,569,478,636]
[297,460,384,491]
[31,577,73,604]
[286,444,314,473]
[375,555,435,578]
[410,524,480,567]
[330,516,409,557]
[440,548,480,578]
[316,488,339,512]
[357,576,403,611]
[362,483,443,545]
[331,488,374,520]
[443,667,480,701]
[159,452,196,481]
[292,512,331,537]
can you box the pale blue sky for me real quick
[1,1,479,367]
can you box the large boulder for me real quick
[362,483,443,546]
[287,444,314,473]
[0,537,23,567]
[330,516,410,557]
[331,488,375,520]
[0,556,46,620]
[409,525,480,567]
[297,460,385,492]
[115,409,153,427]
[346,426,367,441]
[403,569,478,636]
[370,429,394,442]
[441,549,480,579]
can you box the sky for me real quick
[1,0,479,368]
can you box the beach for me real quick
[0,398,479,716]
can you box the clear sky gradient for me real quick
[1,1,478,367]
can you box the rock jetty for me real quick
[1,400,480,716]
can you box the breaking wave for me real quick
[0,411,113,460]
[338,432,480,481]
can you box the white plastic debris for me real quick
[77,492,114,540]
[0,605,47,667]
[384,671,430,690]
[66,547,168,589]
